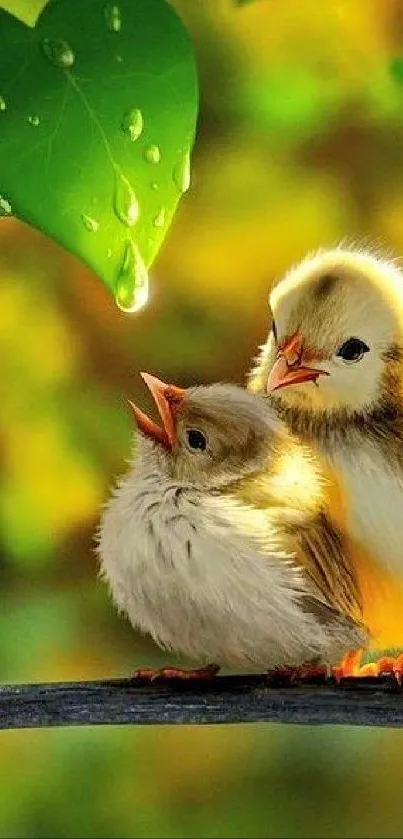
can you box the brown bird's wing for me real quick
[225,449,365,632]
[281,508,362,619]
[275,507,368,653]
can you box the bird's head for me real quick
[130,373,284,488]
[249,247,403,426]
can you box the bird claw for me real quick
[132,663,220,682]
[332,650,403,684]
[266,662,328,685]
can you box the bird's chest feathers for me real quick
[125,483,215,589]
[330,443,403,576]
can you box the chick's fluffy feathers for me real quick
[248,244,403,647]
[98,383,366,669]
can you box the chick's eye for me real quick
[186,428,207,452]
[268,304,277,343]
[336,338,370,363]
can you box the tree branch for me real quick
[0,674,402,730]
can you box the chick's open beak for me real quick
[267,331,328,394]
[129,372,185,449]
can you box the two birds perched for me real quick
[99,244,403,677]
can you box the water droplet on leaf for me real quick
[144,144,161,164]
[173,149,191,193]
[104,3,121,32]
[114,169,139,227]
[116,54,123,63]
[0,96,6,112]
[42,38,75,69]
[0,196,12,216]
[28,115,40,126]
[81,213,99,232]
[121,108,143,141]
[151,183,158,190]
[153,207,165,228]
[115,239,149,313]
[107,248,113,259]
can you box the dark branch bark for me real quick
[0,674,402,730]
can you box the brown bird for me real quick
[248,245,403,677]
[98,372,365,681]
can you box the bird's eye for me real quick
[268,304,277,343]
[336,338,370,363]
[185,428,207,452]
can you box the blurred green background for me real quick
[2,0,403,836]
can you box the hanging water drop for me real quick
[28,115,40,126]
[121,108,143,141]
[0,196,12,216]
[153,207,165,228]
[173,149,191,193]
[42,38,75,69]
[114,169,139,227]
[81,213,99,232]
[104,3,121,32]
[0,96,6,112]
[115,239,149,313]
[144,144,161,164]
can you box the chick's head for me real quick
[249,247,403,420]
[131,374,285,489]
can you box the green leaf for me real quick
[0,0,198,311]
[0,0,46,26]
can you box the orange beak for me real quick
[267,331,328,394]
[129,372,185,449]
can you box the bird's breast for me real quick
[324,443,403,648]
[99,474,333,667]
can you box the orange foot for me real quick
[266,662,328,685]
[132,663,220,682]
[332,650,403,684]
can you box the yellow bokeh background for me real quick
[2,1,403,836]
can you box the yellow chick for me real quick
[248,245,403,674]
[98,373,365,681]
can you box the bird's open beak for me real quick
[129,372,185,449]
[267,332,328,394]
